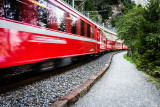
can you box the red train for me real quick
[0,0,127,72]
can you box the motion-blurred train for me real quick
[0,0,127,73]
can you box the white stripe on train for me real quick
[0,19,101,44]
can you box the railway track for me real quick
[0,54,102,94]
[0,52,116,106]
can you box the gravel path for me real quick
[0,52,114,107]
[71,52,160,107]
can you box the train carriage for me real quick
[0,0,98,69]
[0,0,127,72]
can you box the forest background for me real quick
[64,0,160,78]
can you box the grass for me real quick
[124,54,160,89]
[146,76,160,89]
[123,54,134,63]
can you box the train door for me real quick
[112,41,115,50]
[122,43,123,50]
[95,28,100,54]
[112,41,114,50]
[100,31,106,52]
[115,42,117,50]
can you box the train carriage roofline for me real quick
[57,0,117,35]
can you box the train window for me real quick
[65,12,72,33]
[37,0,48,28]
[71,15,77,34]
[48,3,58,30]
[19,0,38,26]
[0,1,4,17]
[48,3,66,32]
[81,20,85,36]
[103,34,105,43]
[1,0,20,21]
[57,8,66,32]
[87,24,91,38]
[100,32,103,42]
[91,27,94,39]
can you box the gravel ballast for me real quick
[0,52,115,106]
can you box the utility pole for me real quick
[87,12,90,18]
[72,0,75,8]
[102,23,105,32]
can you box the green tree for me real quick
[96,1,113,22]
[84,0,95,11]
[116,7,144,58]
[121,0,136,13]
[135,0,160,74]
[116,0,160,76]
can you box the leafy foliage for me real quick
[97,4,112,21]
[93,0,115,22]
[111,16,118,27]
[121,0,136,10]
[111,0,136,27]
[116,7,144,58]
[64,0,136,24]
[84,0,95,11]
[84,0,120,22]
[116,0,160,77]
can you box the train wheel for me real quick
[36,59,57,72]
